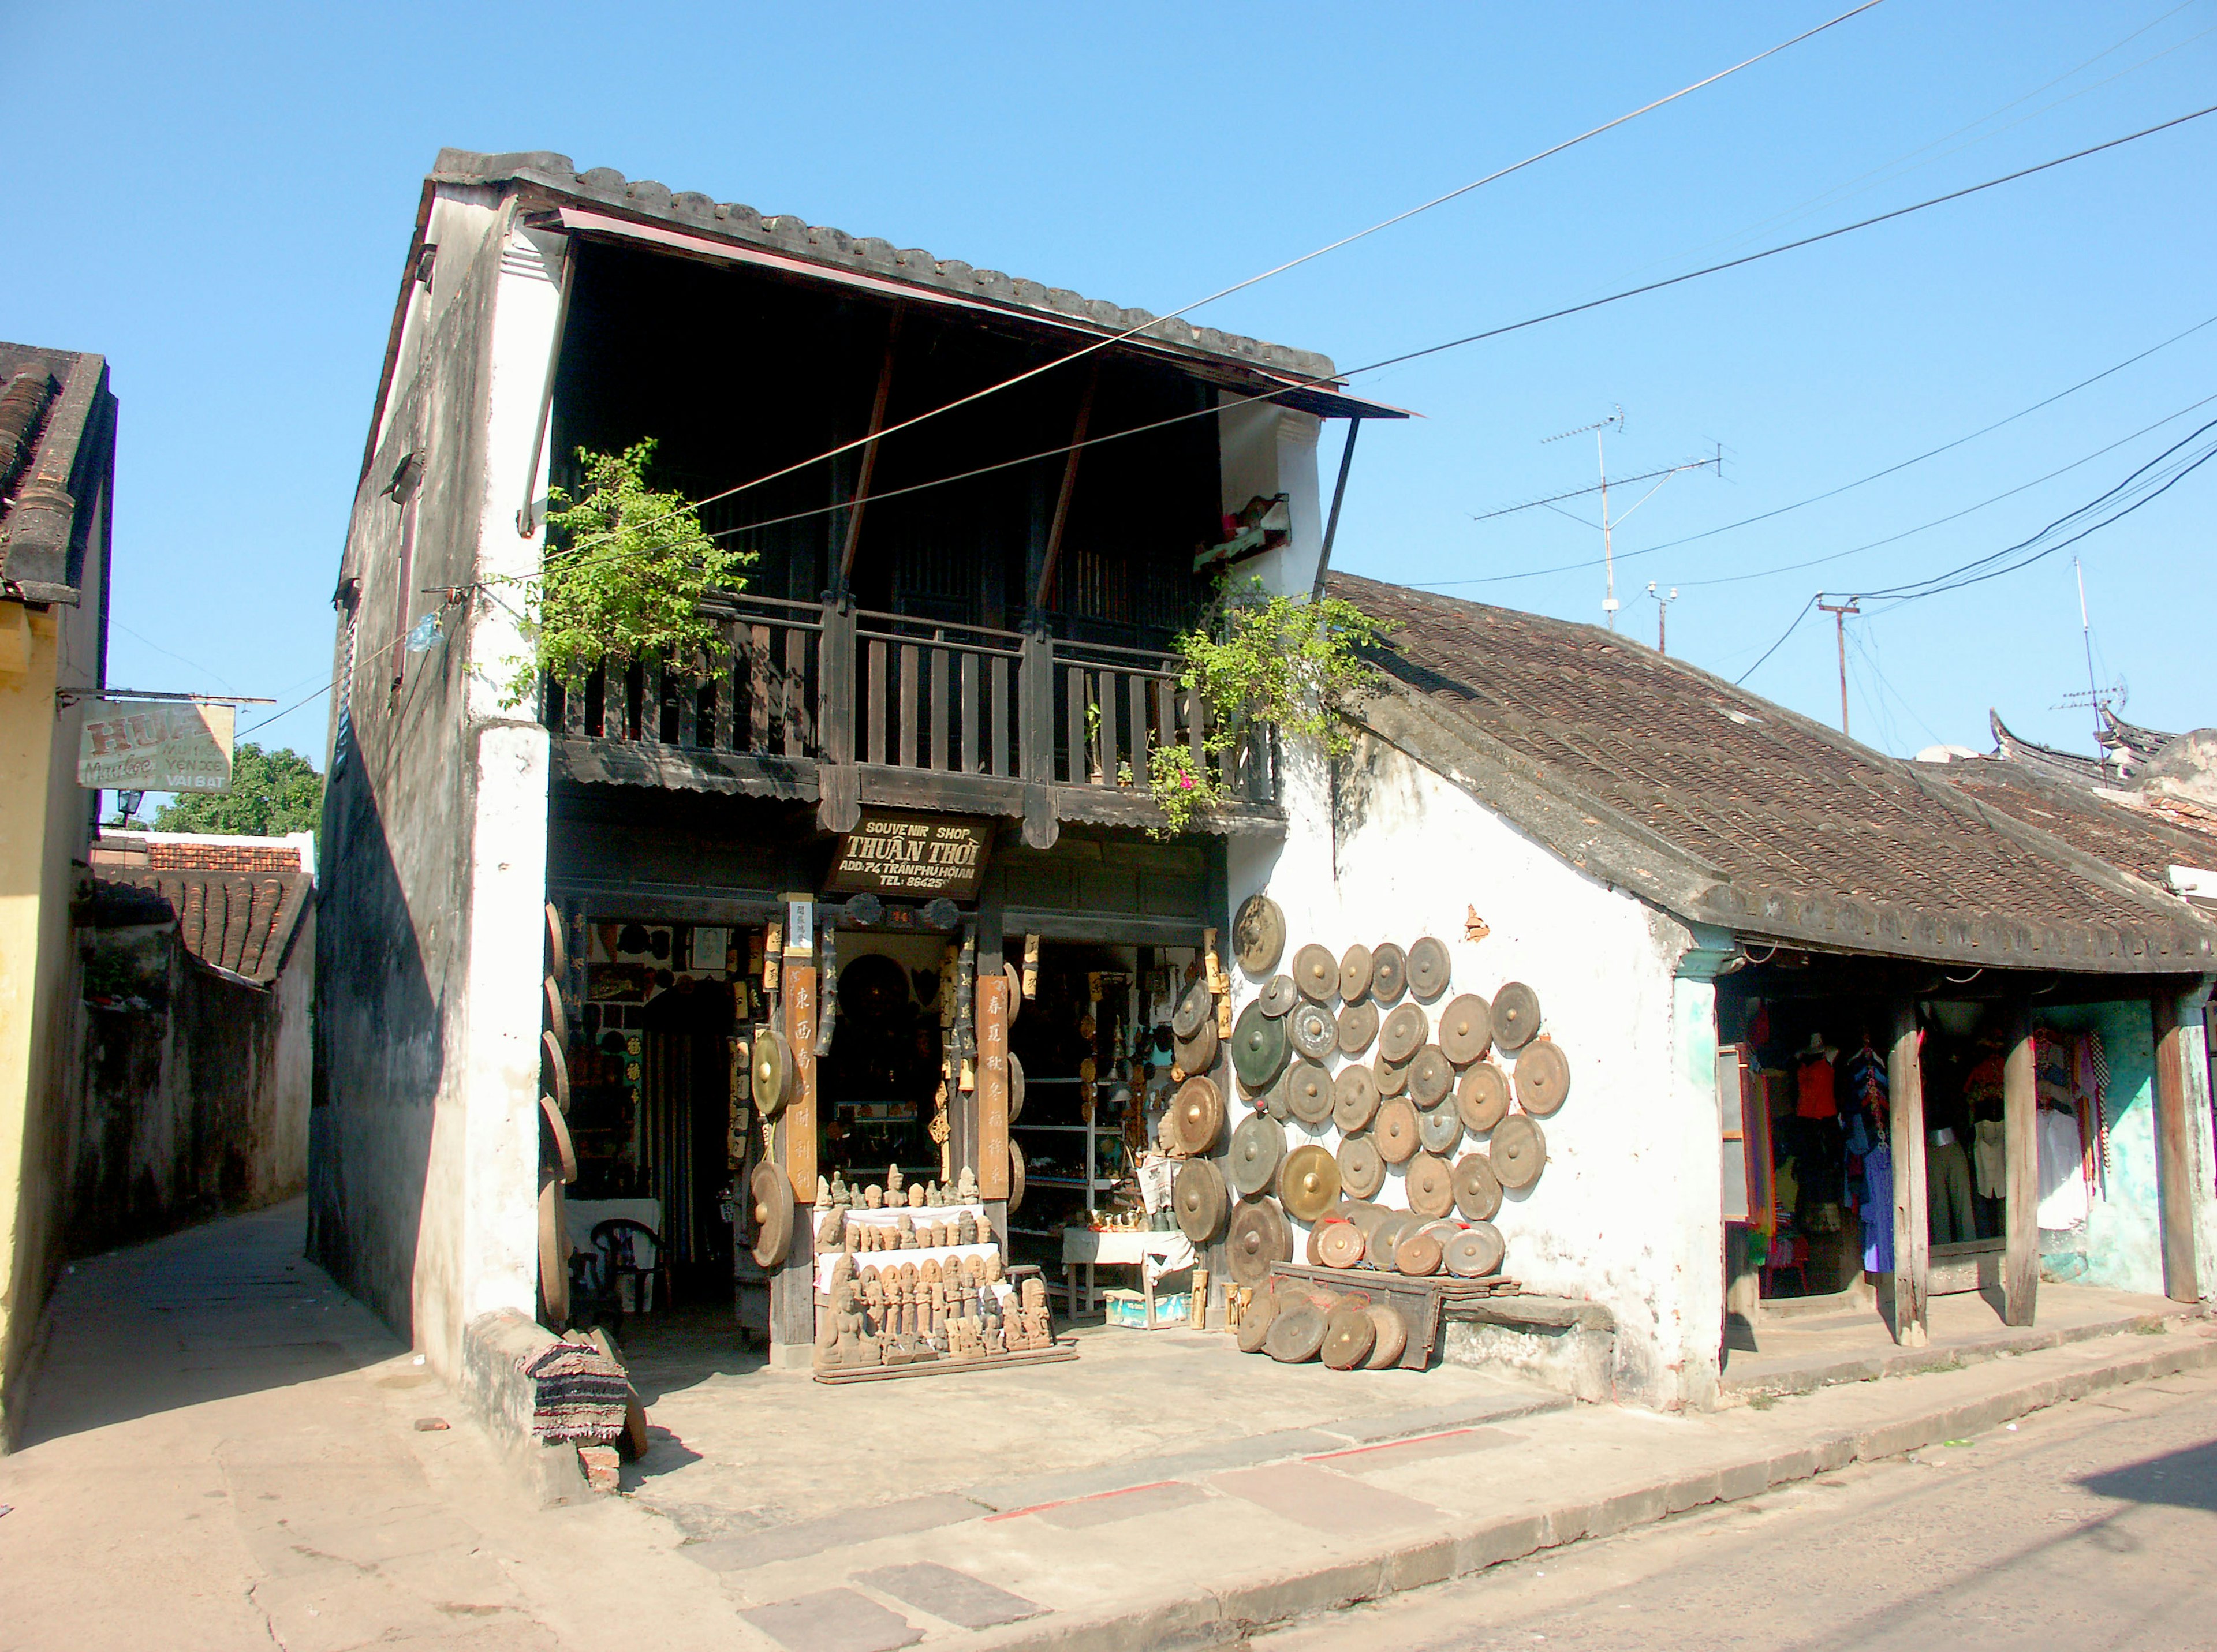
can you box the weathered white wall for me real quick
[1233,726,1723,1409]
[312,185,557,1381]
[1215,398,1324,598]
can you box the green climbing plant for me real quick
[1149,579,1386,834]
[501,439,754,705]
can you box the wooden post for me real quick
[768,1109,818,1362]
[977,971,1010,1198]
[1887,997,1929,1347]
[2151,995,2202,1303]
[2002,1000,2039,1327]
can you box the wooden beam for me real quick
[2151,994,2202,1303]
[836,309,902,592]
[2002,999,2039,1327]
[1887,997,1928,1346]
[1032,365,1098,613]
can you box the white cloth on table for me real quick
[1061,1227,1196,1283]
[2036,1107,2088,1231]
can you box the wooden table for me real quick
[1060,1227,1196,1323]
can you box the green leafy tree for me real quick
[502,439,753,704]
[1148,580,1385,835]
[151,743,324,835]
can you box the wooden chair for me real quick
[585,1218,669,1341]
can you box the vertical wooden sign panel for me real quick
[785,964,818,1201]
[976,973,1010,1199]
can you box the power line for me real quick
[1735,593,1821,685]
[1675,390,2217,590]
[1863,420,2217,606]
[669,104,2217,558]
[542,2,1890,567]
[1434,310,2217,588]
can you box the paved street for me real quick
[1256,1361,2217,1652]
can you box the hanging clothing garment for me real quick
[2037,1107,2090,1229]
[1796,1055,1838,1119]
[1862,1142,1894,1274]
[1928,1138,1975,1245]
[1972,1118,2006,1199]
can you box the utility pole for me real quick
[1645,582,1678,656]
[1817,597,1860,735]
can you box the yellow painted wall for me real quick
[0,594,100,1447]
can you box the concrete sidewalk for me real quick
[664,1314,2217,1652]
[3,1202,2209,1652]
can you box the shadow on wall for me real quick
[68,925,307,1255]
[307,757,442,1344]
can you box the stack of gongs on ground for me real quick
[1220,898,1573,1364]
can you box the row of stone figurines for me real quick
[816,1165,980,1211]
[822,1206,984,1253]
[818,1265,1052,1370]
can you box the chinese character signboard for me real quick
[76,700,237,793]
[824,810,992,900]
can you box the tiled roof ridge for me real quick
[427,148,1338,383]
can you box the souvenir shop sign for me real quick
[826,810,991,900]
[76,700,236,793]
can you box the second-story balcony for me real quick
[542,591,1279,846]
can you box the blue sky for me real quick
[9,2,2212,774]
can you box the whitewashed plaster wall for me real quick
[439,207,561,1354]
[1231,722,1726,1408]
[1215,397,1324,599]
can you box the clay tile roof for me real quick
[1327,571,2217,975]
[424,149,1341,383]
[0,339,114,604]
[1932,758,2217,892]
[94,868,312,987]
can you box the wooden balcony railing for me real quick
[542,594,1277,818]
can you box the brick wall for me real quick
[147,842,301,874]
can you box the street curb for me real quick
[972,1329,2217,1652]
[1720,1304,2196,1397]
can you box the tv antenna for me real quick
[1482,408,1722,629]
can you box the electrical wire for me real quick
[1602,2,2212,287]
[1427,311,2217,588]
[539,1,1890,564]
[247,99,2217,734]
[1863,424,2217,606]
[1733,414,2217,689]
[1674,390,2217,590]
[643,103,2217,559]
[1734,593,1820,685]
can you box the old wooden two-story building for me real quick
[312,149,1399,1379]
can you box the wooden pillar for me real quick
[2152,995,2203,1304]
[1887,997,1929,1347]
[2002,999,2039,1327]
